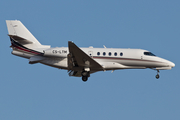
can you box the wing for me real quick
[68,41,103,71]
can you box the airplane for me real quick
[6,20,175,82]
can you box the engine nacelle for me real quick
[43,47,68,57]
[12,50,32,58]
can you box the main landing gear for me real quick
[155,70,160,79]
[81,71,90,82]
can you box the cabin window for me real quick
[114,52,117,56]
[97,52,100,56]
[109,52,112,56]
[103,52,106,56]
[120,52,123,56]
[144,52,156,56]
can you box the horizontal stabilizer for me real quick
[9,35,33,44]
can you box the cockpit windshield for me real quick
[144,52,156,56]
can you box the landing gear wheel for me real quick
[156,74,160,79]
[82,76,88,82]
[81,71,90,82]
[155,70,160,79]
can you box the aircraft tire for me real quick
[82,76,88,82]
[156,74,160,79]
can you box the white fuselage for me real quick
[21,46,173,71]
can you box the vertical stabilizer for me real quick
[6,20,49,48]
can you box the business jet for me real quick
[6,20,175,82]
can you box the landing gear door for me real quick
[88,51,93,58]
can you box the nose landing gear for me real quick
[156,70,160,79]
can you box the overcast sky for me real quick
[0,0,179,120]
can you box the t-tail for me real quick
[6,20,50,58]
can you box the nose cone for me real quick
[157,57,175,69]
[169,61,175,68]
[165,59,175,68]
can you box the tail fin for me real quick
[6,20,50,48]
